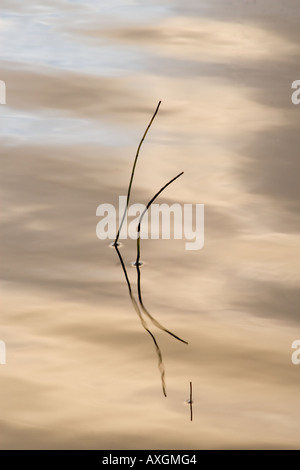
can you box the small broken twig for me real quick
[190,381,193,422]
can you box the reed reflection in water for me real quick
[113,103,188,398]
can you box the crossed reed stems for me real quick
[113,101,188,397]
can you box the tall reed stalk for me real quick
[113,102,187,396]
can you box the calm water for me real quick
[1,0,300,449]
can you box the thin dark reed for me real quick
[114,243,167,397]
[114,101,161,246]
[113,102,187,397]
[190,381,193,421]
[135,172,188,345]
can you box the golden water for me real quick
[1,0,300,449]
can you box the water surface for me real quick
[1,0,300,449]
